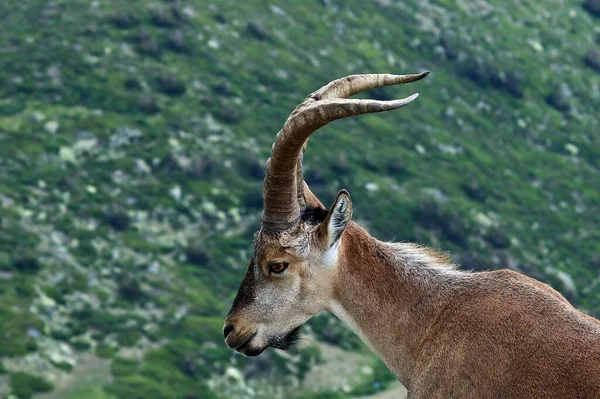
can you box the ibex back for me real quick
[223,71,600,398]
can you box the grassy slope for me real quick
[0,0,598,397]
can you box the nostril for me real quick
[223,323,234,339]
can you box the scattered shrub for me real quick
[157,73,186,96]
[362,156,380,172]
[309,314,363,351]
[0,252,10,270]
[385,159,410,179]
[214,80,231,95]
[0,99,26,116]
[178,316,223,344]
[583,0,600,17]
[14,276,36,297]
[331,153,351,176]
[106,375,174,399]
[137,94,160,114]
[439,36,459,60]
[218,104,242,123]
[83,24,98,36]
[118,331,142,347]
[106,208,131,231]
[246,22,270,41]
[296,392,346,399]
[185,155,219,179]
[199,345,232,374]
[118,273,145,302]
[151,7,177,27]
[491,71,525,98]
[244,188,264,209]
[591,254,600,271]
[124,76,142,90]
[367,86,393,101]
[170,4,186,22]
[485,228,511,249]
[413,199,470,247]
[438,212,470,246]
[213,13,227,24]
[413,198,442,230]
[96,343,118,359]
[51,360,74,372]
[12,255,41,273]
[460,179,488,202]
[71,305,127,333]
[184,242,210,266]
[459,252,496,272]
[461,57,491,87]
[460,57,525,98]
[350,360,395,396]
[176,349,200,377]
[66,320,89,337]
[71,338,92,351]
[136,31,161,57]
[238,154,264,180]
[91,331,105,341]
[0,306,40,357]
[297,346,322,380]
[107,371,221,399]
[140,354,184,381]
[109,13,139,29]
[9,372,54,398]
[111,357,140,377]
[546,83,573,112]
[584,49,600,73]
[167,29,190,53]
[51,327,73,341]
[303,168,327,186]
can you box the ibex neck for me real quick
[329,223,463,387]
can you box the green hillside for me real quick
[0,0,599,398]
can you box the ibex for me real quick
[223,71,600,398]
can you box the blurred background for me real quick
[0,0,599,398]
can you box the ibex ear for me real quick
[317,190,353,249]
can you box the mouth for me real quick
[231,326,302,357]
[235,332,265,357]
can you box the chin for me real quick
[237,344,266,357]
[236,327,302,357]
[267,326,302,351]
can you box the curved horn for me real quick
[262,71,430,231]
[295,140,325,212]
[314,72,430,100]
[295,141,309,210]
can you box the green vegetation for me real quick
[9,372,54,398]
[0,0,598,397]
[110,357,140,377]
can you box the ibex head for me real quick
[224,72,429,356]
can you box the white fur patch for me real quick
[388,242,468,280]
[323,241,340,268]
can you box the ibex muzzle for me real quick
[223,72,600,398]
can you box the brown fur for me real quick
[224,72,600,398]
[333,223,600,398]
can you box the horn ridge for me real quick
[262,71,429,231]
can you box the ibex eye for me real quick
[269,262,289,275]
